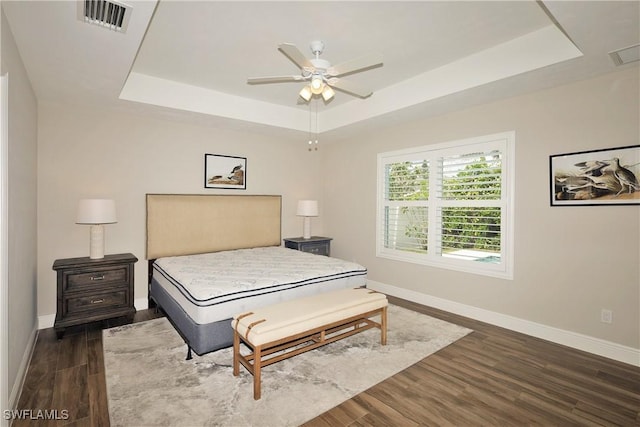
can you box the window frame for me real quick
[376,131,515,279]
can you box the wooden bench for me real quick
[232,288,388,400]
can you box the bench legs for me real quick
[233,328,240,376]
[233,328,264,399]
[381,305,387,345]
[233,306,387,400]
[253,346,262,400]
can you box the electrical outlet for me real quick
[601,309,613,324]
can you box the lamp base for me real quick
[302,217,312,239]
[89,224,105,259]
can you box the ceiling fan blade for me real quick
[278,43,313,70]
[328,78,373,98]
[247,75,304,84]
[326,53,383,77]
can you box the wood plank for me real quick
[302,399,369,427]
[56,332,87,370]
[29,328,60,364]
[514,391,601,426]
[351,392,421,426]
[12,369,57,427]
[51,365,89,423]
[88,372,110,427]
[87,338,104,376]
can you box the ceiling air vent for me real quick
[79,0,132,33]
[608,43,640,66]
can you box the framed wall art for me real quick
[550,145,639,206]
[204,154,246,190]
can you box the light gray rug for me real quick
[103,304,472,427]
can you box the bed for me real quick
[146,194,367,358]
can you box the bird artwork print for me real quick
[205,155,246,189]
[552,147,639,203]
[208,164,244,186]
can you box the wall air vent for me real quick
[79,0,132,33]
[608,44,640,66]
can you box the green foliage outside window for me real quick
[386,161,429,251]
[441,156,501,252]
[386,156,501,254]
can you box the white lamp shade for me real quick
[296,200,318,217]
[299,85,312,102]
[321,85,335,101]
[76,199,117,224]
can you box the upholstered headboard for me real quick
[146,194,282,259]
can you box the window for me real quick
[377,132,514,279]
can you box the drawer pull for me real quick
[90,299,105,304]
[90,275,105,281]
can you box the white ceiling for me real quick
[3,1,639,141]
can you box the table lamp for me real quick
[76,199,117,259]
[296,200,318,239]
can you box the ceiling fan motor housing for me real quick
[310,58,331,71]
[310,40,325,56]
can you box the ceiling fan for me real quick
[247,40,383,102]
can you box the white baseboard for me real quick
[38,314,55,330]
[135,297,149,311]
[8,325,37,411]
[38,298,150,330]
[368,280,640,367]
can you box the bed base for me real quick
[150,278,234,358]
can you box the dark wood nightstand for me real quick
[283,236,332,256]
[52,253,137,339]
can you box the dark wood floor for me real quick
[13,297,640,426]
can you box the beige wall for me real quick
[1,9,38,405]
[37,105,324,319]
[322,68,640,349]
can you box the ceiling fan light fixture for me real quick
[310,74,324,94]
[321,85,335,101]
[299,85,312,102]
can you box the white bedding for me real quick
[152,246,367,324]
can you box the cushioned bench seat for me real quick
[232,288,388,399]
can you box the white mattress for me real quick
[152,246,367,324]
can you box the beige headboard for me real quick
[146,194,282,259]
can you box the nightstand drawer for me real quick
[300,242,330,256]
[283,237,332,257]
[65,267,129,291]
[65,290,129,315]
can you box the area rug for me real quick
[103,304,472,427]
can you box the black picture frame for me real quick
[204,154,246,190]
[550,145,640,206]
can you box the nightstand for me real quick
[52,253,137,339]
[283,236,332,256]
